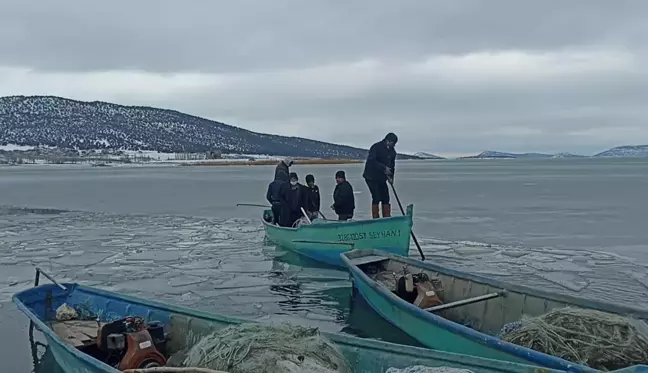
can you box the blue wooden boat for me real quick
[261,204,414,267]
[341,249,648,373]
[14,269,578,373]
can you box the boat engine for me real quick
[97,316,167,370]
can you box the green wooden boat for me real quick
[262,204,414,267]
[341,249,648,373]
[14,269,578,373]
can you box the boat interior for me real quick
[350,253,648,336]
[18,283,570,373]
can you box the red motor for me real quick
[96,316,167,370]
[118,329,166,370]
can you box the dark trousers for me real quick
[365,179,390,204]
[271,204,281,225]
[337,213,353,221]
[279,205,293,227]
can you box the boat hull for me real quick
[341,249,648,373]
[16,282,576,373]
[263,204,414,266]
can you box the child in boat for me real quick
[304,174,321,220]
[331,170,355,221]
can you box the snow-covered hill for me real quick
[0,95,418,159]
[460,151,553,159]
[552,152,586,158]
[594,145,648,158]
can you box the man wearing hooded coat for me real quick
[279,172,308,227]
[267,157,294,224]
[362,133,398,218]
[274,157,294,181]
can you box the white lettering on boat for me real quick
[337,229,401,241]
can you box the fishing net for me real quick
[386,366,474,373]
[168,323,352,373]
[499,307,648,371]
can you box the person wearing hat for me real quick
[304,174,321,220]
[280,172,308,227]
[362,133,398,218]
[274,157,294,182]
[331,170,355,221]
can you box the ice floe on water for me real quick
[1,205,648,330]
[416,237,648,307]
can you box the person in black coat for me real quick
[274,157,294,182]
[362,133,397,219]
[266,179,287,224]
[304,174,321,219]
[280,172,308,227]
[331,170,355,221]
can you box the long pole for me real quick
[389,182,425,261]
[236,203,269,208]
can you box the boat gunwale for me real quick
[340,249,608,373]
[12,282,567,373]
[261,203,415,233]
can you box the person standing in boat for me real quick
[304,174,321,220]
[362,133,397,218]
[274,157,294,182]
[266,178,287,224]
[331,170,355,221]
[280,172,308,227]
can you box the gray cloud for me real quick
[1,0,647,155]
[2,0,647,73]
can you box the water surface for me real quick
[1,159,647,372]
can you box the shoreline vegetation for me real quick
[182,158,363,166]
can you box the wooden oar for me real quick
[236,203,269,208]
[388,180,426,261]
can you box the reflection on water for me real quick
[344,290,424,347]
[29,325,61,373]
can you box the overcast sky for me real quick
[1,1,647,156]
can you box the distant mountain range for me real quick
[0,95,419,159]
[413,152,445,159]
[458,146,648,159]
[1,96,645,161]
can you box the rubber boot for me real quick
[382,204,391,218]
[371,204,380,219]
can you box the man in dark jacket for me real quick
[362,133,397,218]
[280,172,307,227]
[331,170,355,221]
[304,174,321,219]
[274,157,294,182]
[266,179,287,224]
